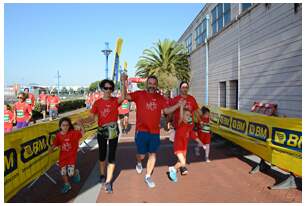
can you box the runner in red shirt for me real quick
[118,90,130,134]
[126,75,183,188]
[79,74,127,193]
[49,117,84,193]
[13,92,32,129]
[169,81,201,142]
[24,88,36,110]
[47,91,61,120]
[167,101,203,182]
[4,104,14,133]
[194,106,212,162]
[39,90,48,120]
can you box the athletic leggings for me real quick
[97,133,119,164]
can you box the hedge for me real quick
[32,99,85,121]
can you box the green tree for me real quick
[89,81,100,92]
[68,88,74,95]
[136,39,190,91]
[61,87,68,95]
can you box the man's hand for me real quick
[121,73,128,81]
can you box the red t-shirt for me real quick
[118,99,129,115]
[53,130,82,167]
[129,90,168,134]
[4,109,14,129]
[198,115,211,141]
[91,97,120,127]
[25,93,35,108]
[48,95,60,110]
[14,102,32,122]
[169,95,199,128]
[174,121,196,153]
[39,94,48,104]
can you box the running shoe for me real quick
[167,167,177,182]
[60,183,71,193]
[180,166,189,175]
[144,176,156,188]
[104,182,113,194]
[72,169,81,184]
[136,162,143,174]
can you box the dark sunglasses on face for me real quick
[103,87,113,91]
[17,97,23,99]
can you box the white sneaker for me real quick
[136,162,143,174]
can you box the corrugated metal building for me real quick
[178,3,302,117]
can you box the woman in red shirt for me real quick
[13,92,32,129]
[80,74,127,193]
[4,104,14,133]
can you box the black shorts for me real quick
[119,113,129,119]
[40,104,47,111]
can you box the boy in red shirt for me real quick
[49,117,84,193]
[47,91,61,121]
[4,104,14,133]
[14,92,32,129]
[194,106,212,162]
[24,88,36,110]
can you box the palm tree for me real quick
[136,39,190,90]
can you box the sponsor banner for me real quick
[4,110,97,202]
[207,105,301,176]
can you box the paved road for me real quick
[9,110,302,203]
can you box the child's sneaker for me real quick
[205,158,211,163]
[180,166,189,175]
[194,146,200,156]
[167,167,177,182]
[61,183,71,193]
[72,169,81,183]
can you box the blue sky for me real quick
[4,3,203,87]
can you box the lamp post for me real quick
[101,42,112,79]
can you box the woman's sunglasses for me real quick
[17,96,23,99]
[103,87,113,91]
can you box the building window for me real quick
[195,19,207,46]
[241,3,252,12]
[212,3,231,35]
[219,81,226,107]
[224,3,231,26]
[185,34,192,53]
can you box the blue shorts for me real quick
[135,131,160,154]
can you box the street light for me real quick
[101,42,112,79]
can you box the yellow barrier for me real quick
[4,110,97,202]
[207,105,302,177]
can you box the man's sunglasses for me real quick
[103,87,113,91]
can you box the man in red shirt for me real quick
[24,88,36,110]
[13,92,32,129]
[126,76,183,188]
[39,90,48,120]
[47,91,61,121]
[169,81,201,142]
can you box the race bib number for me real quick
[17,110,25,118]
[26,98,32,104]
[122,103,129,109]
[50,103,56,108]
[200,124,210,133]
[4,114,10,122]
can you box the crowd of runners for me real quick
[49,73,213,194]
[4,88,61,133]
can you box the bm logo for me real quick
[272,128,302,152]
[4,148,17,176]
[20,135,50,163]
